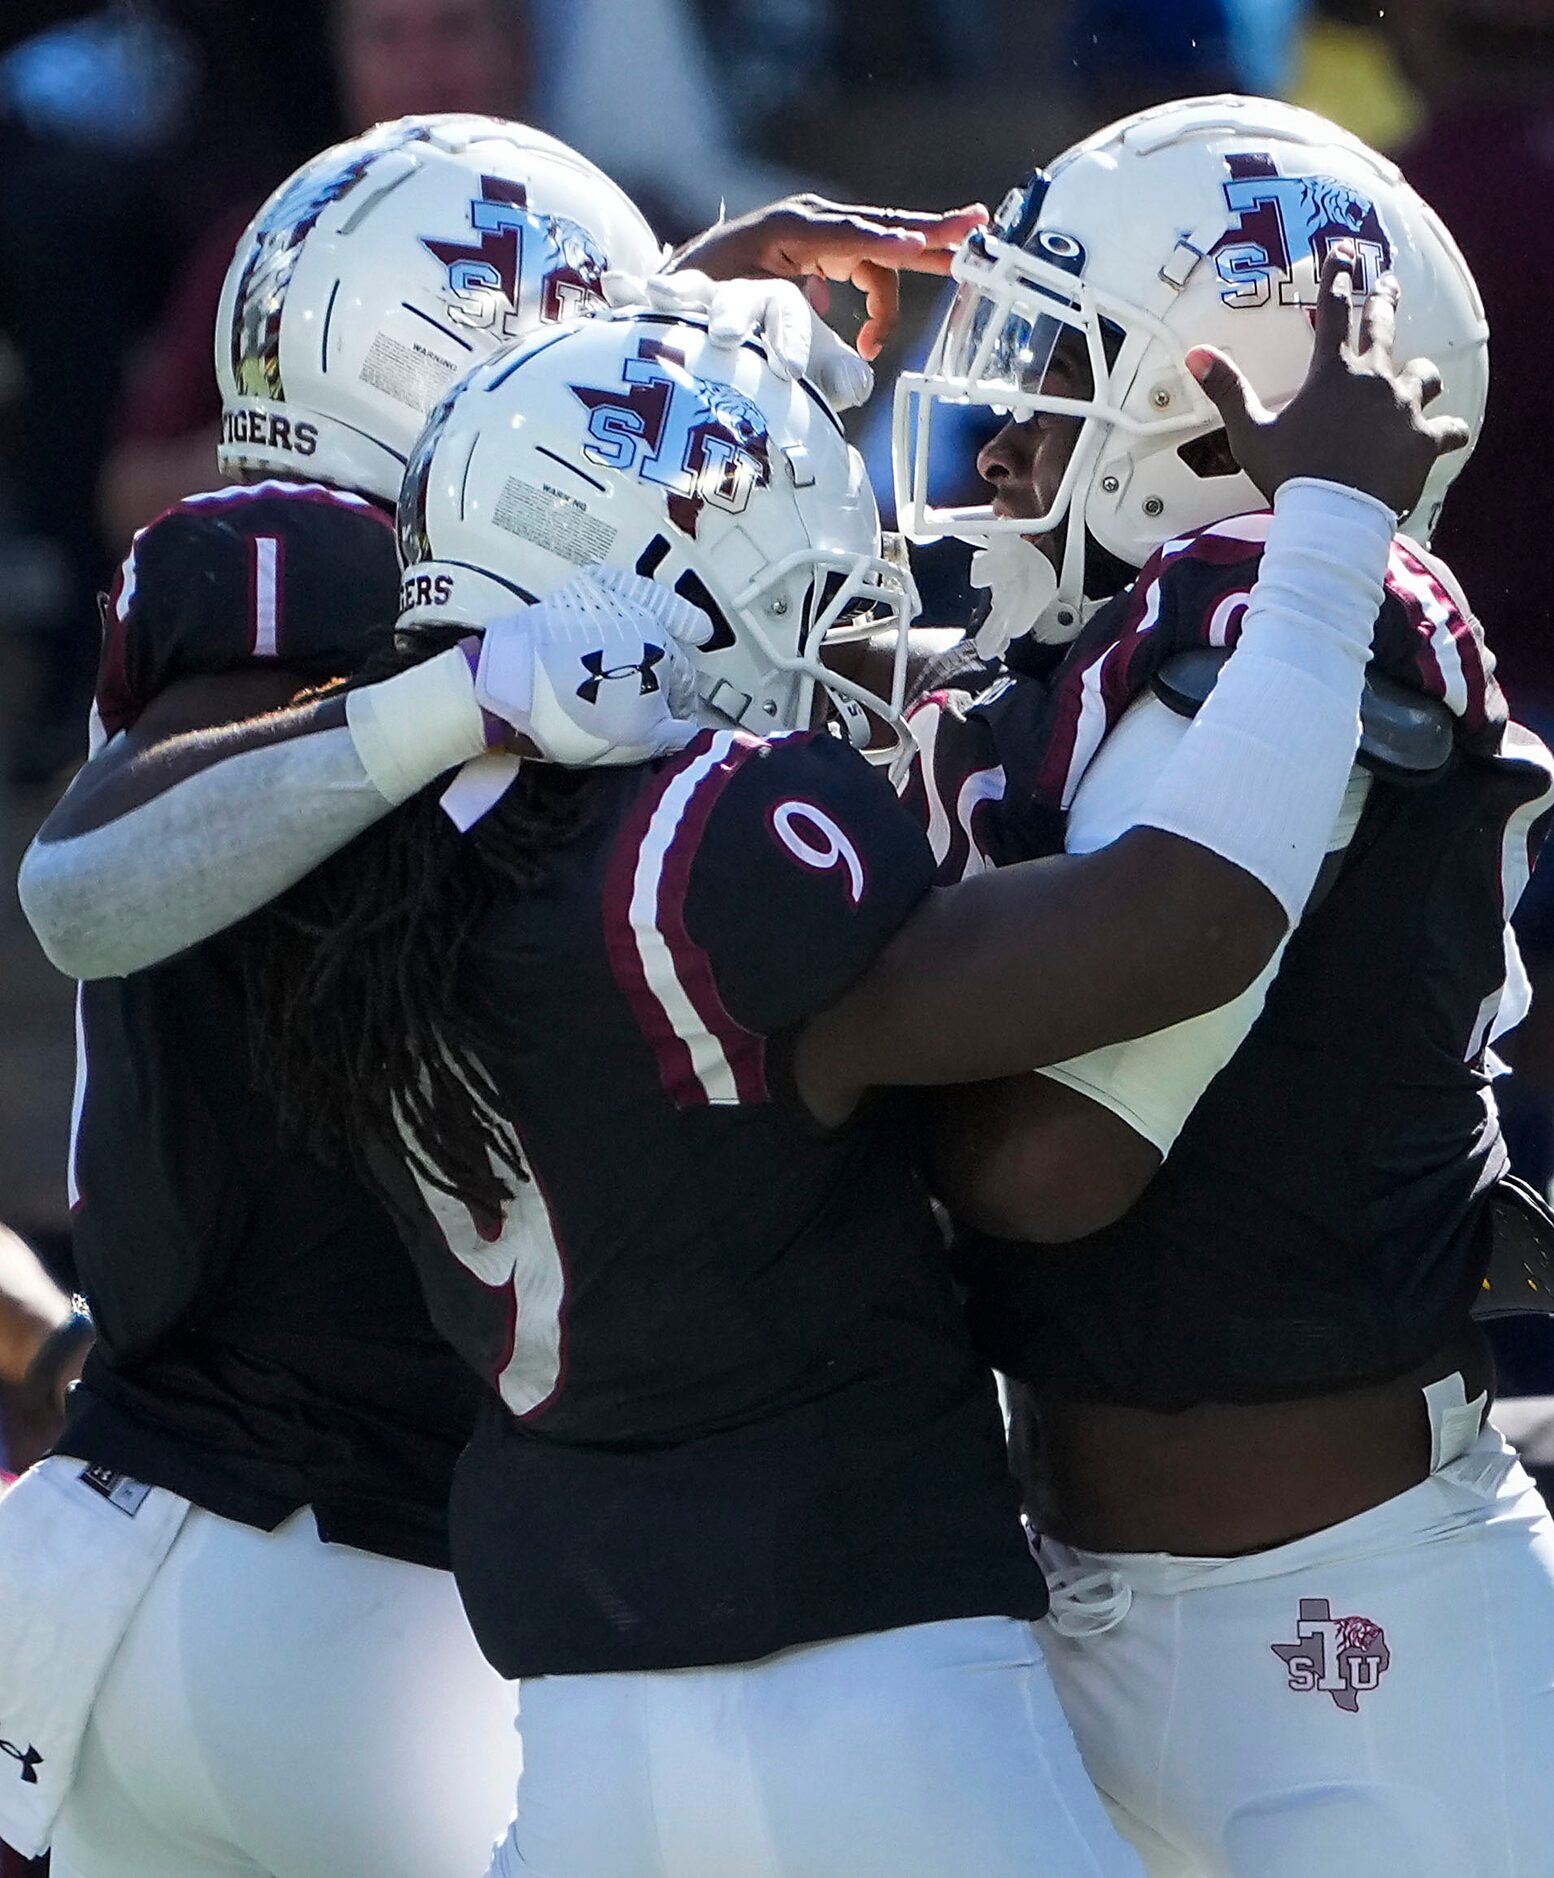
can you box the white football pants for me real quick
[488,1613,1142,1877]
[1037,1428,1554,1878]
[50,1505,519,1878]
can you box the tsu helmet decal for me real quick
[216,114,661,504]
[1213,153,1394,309]
[422,173,612,335]
[569,336,773,537]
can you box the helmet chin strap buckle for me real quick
[704,676,755,731]
[1158,212,1229,291]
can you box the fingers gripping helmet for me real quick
[216,113,662,503]
[894,94,1488,638]
[396,312,920,761]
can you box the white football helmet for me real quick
[216,113,662,503]
[894,94,1489,638]
[396,312,920,761]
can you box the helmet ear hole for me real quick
[1176,428,1241,480]
[808,568,848,632]
[635,535,671,579]
[672,568,736,652]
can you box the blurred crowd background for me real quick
[1,0,1552,1463]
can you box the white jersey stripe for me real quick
[1063,579,1163,809]
[1498,722,1554,921]
[1468,721,1554,1064]
[955,765,1006,877]
[1389,554,1469,718]
[906,702,954,869]
[152,479,381,514]
[628,731,745,1106]
[67,988,87,1212]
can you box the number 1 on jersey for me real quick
[249,535,284,658]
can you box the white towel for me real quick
[0,1454,189,1856]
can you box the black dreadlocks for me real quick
[241,639,599,1224]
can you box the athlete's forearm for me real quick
[22,729,407,977]
[804,826,1284,1115]
[1034,709,1373,1154]
[799,480,1392,1115]
[0,1225,71,1384]
[1132,478,1390,924]
[19,650,488,978]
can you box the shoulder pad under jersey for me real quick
[1153,647,1456,779]
[603,728,937,1105]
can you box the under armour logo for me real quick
[576,644,665,705]
[0,1739,42,1784]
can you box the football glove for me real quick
[602,268,875,411]
[473,565,712,767]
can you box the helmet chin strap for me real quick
[833,693,872,746]
[967,534,1066,656]
[698,674,872,748]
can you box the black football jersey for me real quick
[62,481,482,1568]
[908,525,1554,1407]
[379,728,1045,1675]
[897,665,1066,879]
[94,479,402,739]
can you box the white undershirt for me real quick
[1038,693,1374,1154]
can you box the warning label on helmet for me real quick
[493,478,618,566]
[360,331,459,412]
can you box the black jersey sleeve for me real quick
[601,728,935,1107]
[1029,517,1507,816]
[96,481,401,737]
[899,673,1066,884]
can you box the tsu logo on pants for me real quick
[1271,1596,1391,1712]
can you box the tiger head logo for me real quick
[423,176,612,336]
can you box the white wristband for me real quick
[345,647,489,805]
[1138,477,1394,922]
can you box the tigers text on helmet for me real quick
[395,311,920,765]
[216,113,662,504]
[893,94,1488,640]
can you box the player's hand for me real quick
[670,195,988,359]
[1186,245,1471,517]
[602,269,874,409]
[471,567,711,767]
